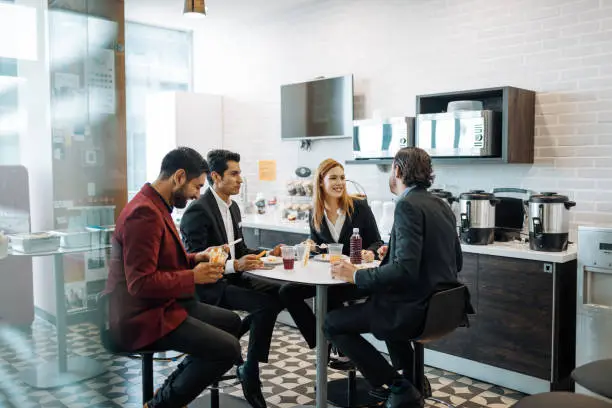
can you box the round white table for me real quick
[248,259,378,408]
[8,245,110,388]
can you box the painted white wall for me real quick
[187,0,612,241]
[145,91,223,182]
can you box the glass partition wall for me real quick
[125,22,193,198]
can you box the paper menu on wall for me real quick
[258,160,277,181]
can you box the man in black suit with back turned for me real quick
[180,150,285,408]
[325,147,463,408]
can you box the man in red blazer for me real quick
[105,147,243,408]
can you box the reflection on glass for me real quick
[125,23,192,198]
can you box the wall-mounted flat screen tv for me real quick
[281,74,353,140]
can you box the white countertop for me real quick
[241,214,577,264]
[460,241,577,263]
[241,214,311,235]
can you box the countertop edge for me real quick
[241,218,578,264]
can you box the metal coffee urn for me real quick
[459,190,500,245]
[527,192,576,252]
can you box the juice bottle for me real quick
[349,228,362,264]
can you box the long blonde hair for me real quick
[312,159,355,232]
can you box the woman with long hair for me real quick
[279,159,383,361]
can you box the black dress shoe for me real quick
[369,386,391,400]
[328,356,356,370]
[236,364,267,408]
[385,382,424,408]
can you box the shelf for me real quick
[346,159,393,166]
[346,157,510,166]
[416,86,536,164]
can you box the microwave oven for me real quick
[415,110,501,157]
[352,117,415,160]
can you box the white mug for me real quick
[0,231,8,260]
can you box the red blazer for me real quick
[105,184,197,351]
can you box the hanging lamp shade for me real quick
[184,0,207,17]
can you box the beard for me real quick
[172,189,189,209]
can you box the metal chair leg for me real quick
[142,353,154,403]
[209,381,220,408]
[414,343,425,395]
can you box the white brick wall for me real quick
[192,0,612,241]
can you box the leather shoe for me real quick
[328,356,356,370]
[236,364,267,408]
[369,386,391,400]
[385,382,424,408]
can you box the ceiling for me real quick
[124,0,325,30]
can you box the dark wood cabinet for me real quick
[426,253,576,391]
[476,255,553,380]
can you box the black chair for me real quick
[97,293,248,407]
[409,284,472,408]
[328,285,471,408]
[572,359,612,399]
[513,391,612,407]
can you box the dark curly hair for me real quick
[393,147,435,189]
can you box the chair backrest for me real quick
[414,284,469,343]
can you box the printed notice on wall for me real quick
[258,160,277,181]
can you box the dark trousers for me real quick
[197,274,283,364]
[324,301,415,388]
[145,300,242,408]
[279,283,367,349]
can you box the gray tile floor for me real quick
[0,318,525,407]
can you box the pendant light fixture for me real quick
[184,0,207,17]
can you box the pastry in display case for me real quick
[281,201,313,222]
[286,179,314,197]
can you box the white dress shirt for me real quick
[210,188,237,274]
[324,209,346,243]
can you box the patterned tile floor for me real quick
[0,317,525,407]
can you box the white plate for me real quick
[313,254,349,262]
[261,256,283,265]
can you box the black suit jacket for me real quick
[309,198,384,258]
[355,187,464,340]
[180,188,260,304]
